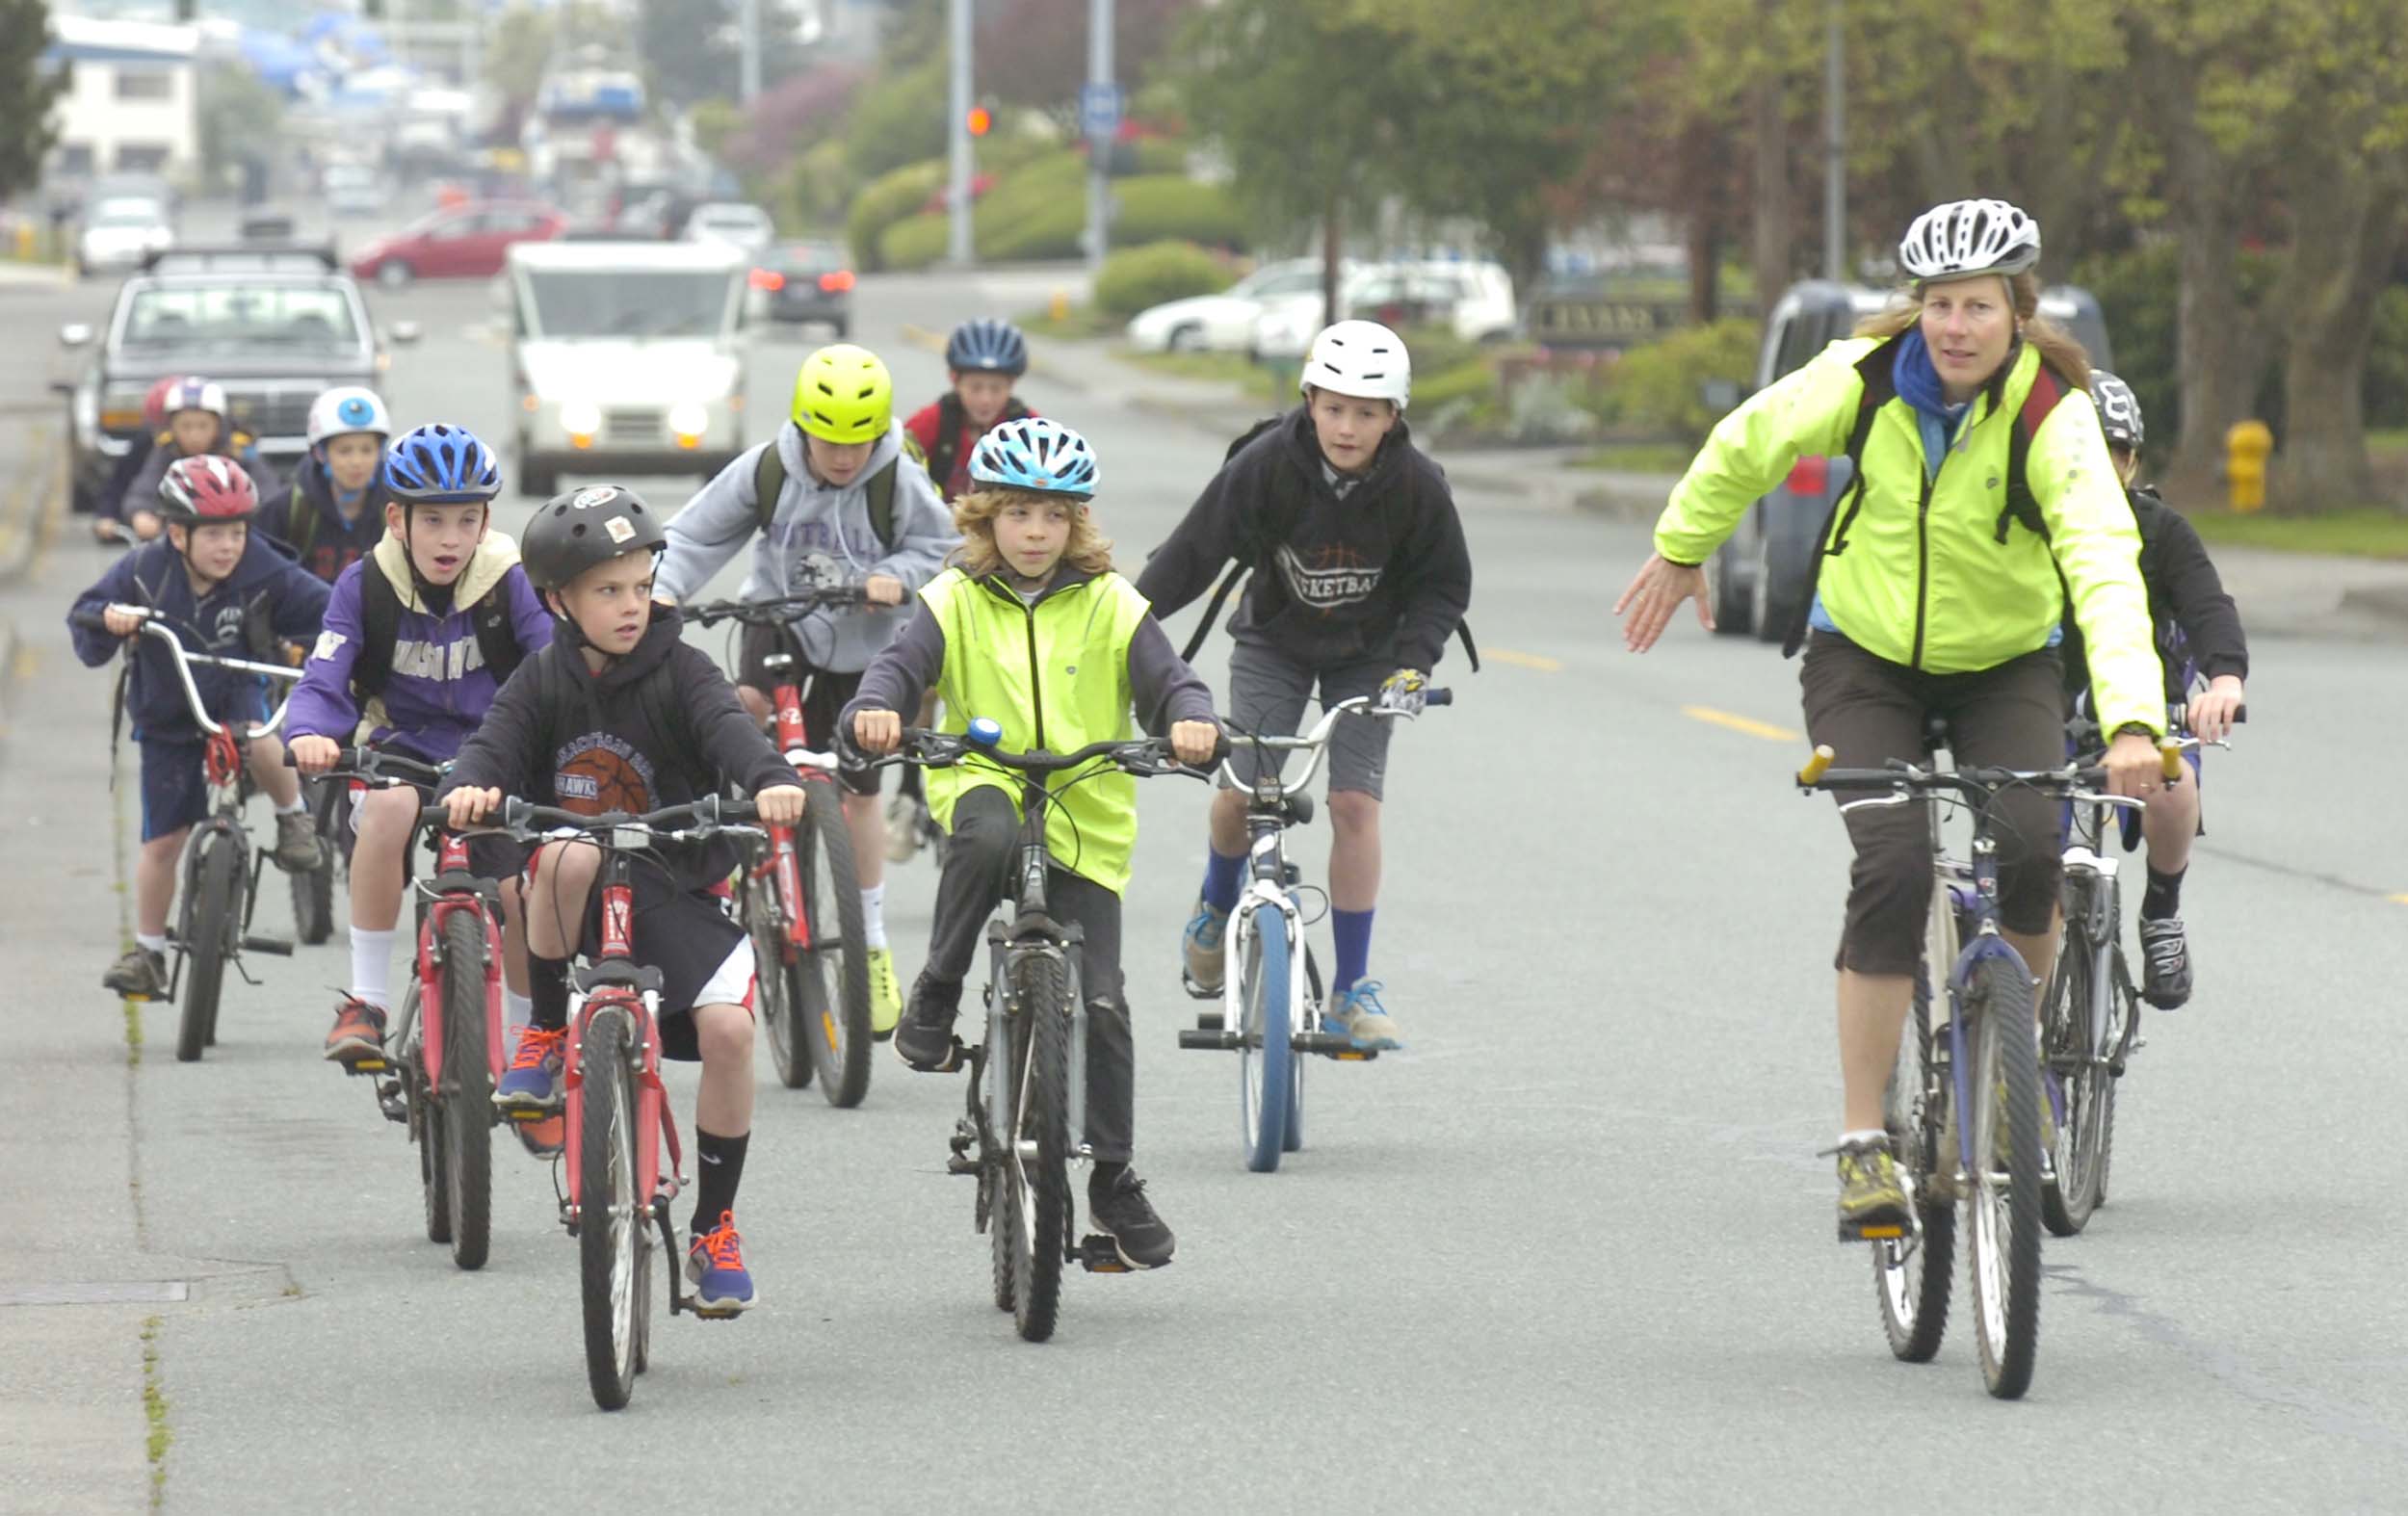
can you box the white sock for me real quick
[350,927,397,1009]
[136,932,167,955]
[275,795,307,815]
[505,988,532,1026]
[860,884,887,950]
[1838,1128,1888,1149]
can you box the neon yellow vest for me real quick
[920,566,1154,895]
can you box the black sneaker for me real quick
[102,948,169,999]
[894,972,962,1071]
[1087,1167,1175,1269]
[2138,917,2192,1009]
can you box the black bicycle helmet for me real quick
[2089,370,2145,452]
[946,318,1029,377]
[521,484,667,592]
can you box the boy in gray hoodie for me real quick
[658,343,955,1032]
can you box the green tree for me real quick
[0,0,68,200]
[196,65,285,191]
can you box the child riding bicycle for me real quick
[439,484,807,1316]
[1137,320,1475,1051]
[284,423,556,1065]
[257,386,395,585]
[846,417,1219,1270]
[657,342,955,1040]
[69,457,331,998]
[107,379,278,544]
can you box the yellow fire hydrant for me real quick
[2227,420,2273,513]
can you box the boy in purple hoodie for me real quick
[283,424,555,1063]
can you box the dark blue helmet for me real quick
[384,423,501,506]
[946,318,1029,377]
[968,417,1096,499]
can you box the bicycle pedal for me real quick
[1838,1216,1909,1243]
[1077,1234,1151,1273]
[341,1055,389,1075]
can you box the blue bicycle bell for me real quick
[966,717,1003,748]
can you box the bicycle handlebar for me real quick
[1796,743,2169,800]
[686,588,872,627]
[74,607,301,738]
[418,794,764,842]
[1215,690,1451,796]
[288,745,450,789]
[861,727,1216,783]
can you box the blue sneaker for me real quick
[493,1025,566,1111]
[686,1211,756,1316]
[1325,980,1403,1050]
[1182,899,1228,996]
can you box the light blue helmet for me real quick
[968,416,1097,500]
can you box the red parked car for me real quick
[349,202,564,287]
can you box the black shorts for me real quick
[737,624,875,797]
[527,846,752,1063]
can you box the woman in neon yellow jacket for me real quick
[1615,198,2166,1234]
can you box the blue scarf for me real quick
[1891,328,1969,480]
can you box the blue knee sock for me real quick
[1201,848,1244,915]
[1332,908,1374,996]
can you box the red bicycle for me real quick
[443,795,763,1411]
[689,590,873,1106]
[310,747,510,1270]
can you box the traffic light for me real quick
[966,106,992,138]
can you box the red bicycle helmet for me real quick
[143,375,186,431]
[158,455,259,526]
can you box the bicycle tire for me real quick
[1967,954,2044,1400]
[797,785,872,1108]
[439,910,495,1271]
[1875,995,1953,1362]
[747,860,813,1091]
[579,1007,642,1410]
[403,984,452,1244]
[177,830,240,1063]
[291,838,335,947]
[987,1141,1016,1314]
[1239,913,1292,1173]
[632,1206,656,1376]
[2042,901,2107,1237]
[1007,952,1071,1343]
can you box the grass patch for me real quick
[142,1316,169,1507]
[1572,442,1698,475]
[1015,303,1120,341]
[1121,346,1266,387]
[2186,506,2408,560]
[2368,427,2408,459]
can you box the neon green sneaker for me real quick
[867,947,902,1039]
[1832,1138,1909,1237]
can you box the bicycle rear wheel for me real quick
[1876,1000,1954,1362]
[1967,954,2044,1400]
[1238,911,1292,1173]
[746,858,813,1091]
[2042,899,2111,1237]
[578,1008,641,1410]
[438,911,495,1271]
[1005,953,1071,1343]
[291,781,337,946]
[177,829,240,1063]
[797,785,872,1108]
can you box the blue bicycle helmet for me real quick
[968,417,1097,499]
[946,318,1029,377]
[384,423,501,505]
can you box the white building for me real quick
[43,14,201,181]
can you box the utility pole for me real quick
[740,0,763,104]
[948,0,975,267]
[1085,0,1112,273]
[1822,0,1845,281]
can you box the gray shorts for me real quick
[1220,640,1393,800]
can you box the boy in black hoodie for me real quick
[2062,374,2248,1010]
[1137,321,1471,1051]
[437,484,805,1316]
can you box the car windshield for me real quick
[121,283,360,347]
[92,201,162,227]
[525,269,733,338]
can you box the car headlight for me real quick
[560,399,601,441]
[667,400,709,446]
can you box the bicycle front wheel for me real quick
[746,857,812,1091]
[438,911,495,1271]
[177,829,240,1063]
[1238,911,1293,1173]
[578,1008,641,1410]
[1967,954,2044,1400]
[1005,953,1071,1343]
[797,785,872,1108]
[1875,997,1953,1362]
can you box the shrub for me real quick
[1091,242,1235,318]
[841,58,950,185]
[878,211,951,271]
[1110,174,1245,252]
[847,159,945,271]
[1601,319,1760,444]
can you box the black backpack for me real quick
[350,558,527,699]
[747,431,930,550]
[923,392,1034,501]
[1173,415,1479,671]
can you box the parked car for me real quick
[323,163,383,218]
[748,239,852,335]
[76,198,174,276]
[1248,258,1521,359]
[1705,279,2115,644]
[683,201,777,258]
[1124,257,1362,353]
[349,201,564,286]
[506,240,750,498]
[53,245,406,515]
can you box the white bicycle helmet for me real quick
[306,386,393,448]
[1300,320,1411,411]
[1898,198,2042,283]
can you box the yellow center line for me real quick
[1682,705,1801,743]
[1484,647,1563,672]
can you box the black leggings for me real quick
[926,786,1134,1163]
[1799,634,2065,976]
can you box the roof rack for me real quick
[141,244,342,274]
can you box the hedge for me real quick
[1091,242,1235,318]
[847,159,945,271]
[874,157,1250,271]
[1598,318,1759,444]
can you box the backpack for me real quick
[924,392,1034,500]
[1780,341,2074,658]
[1174,415,1480,672]
[351,557,527,699]
[749,431,930,551]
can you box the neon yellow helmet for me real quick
[791,344,893,444]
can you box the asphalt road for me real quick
[4,225,2407,1514]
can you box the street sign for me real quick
[1080,83,1123,142]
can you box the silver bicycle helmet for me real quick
[1898,198,2042,283]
